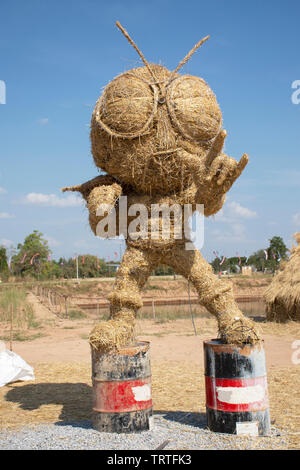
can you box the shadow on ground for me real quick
[5,383,93,423]
[155,410,207,428]
[5,383,206,430]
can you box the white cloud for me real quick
[23,193,83,207]
[0,212,15,219]
[37,117,49,125]
[44,235,61,247]
[0,238,13,247]
[208,200,255,245]
[211,223,247,243]
[214,201,257,222]
[227,201,257,219]
[293,213,300,226]
[0,187,7,194]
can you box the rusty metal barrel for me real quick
[204,339,271,436]
[91,341,152,433]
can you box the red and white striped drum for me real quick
[204,339,271,436]
[91,341,152,433]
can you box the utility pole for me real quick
[75,253,79,280]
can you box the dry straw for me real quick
[264,233,300,322]
[90,63,223,195]
[62,21,260,352]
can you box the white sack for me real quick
[0,348,35,387]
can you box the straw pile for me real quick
[62,22,260,352]
[264,233,300,322]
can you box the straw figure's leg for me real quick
[164,244,261,345]
[89,244,157,352]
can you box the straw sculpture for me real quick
[264,233,300,322]
[62,21,261,352]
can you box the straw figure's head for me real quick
[90,22,222,195]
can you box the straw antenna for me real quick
[173,35,210,74]
[116,21,158,85]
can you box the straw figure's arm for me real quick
[61,175,123,235]
[183,130,249,216]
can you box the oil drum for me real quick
[91,341,152,433]
[204,339,271,436]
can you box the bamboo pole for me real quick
[152,298,155,320]
[65,296,68,317]
[188,281,197,336]
[9,303,13,351]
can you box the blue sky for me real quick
[0,0,300,263]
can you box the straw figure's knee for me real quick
[164,246,261,345]
[89,245,156,352]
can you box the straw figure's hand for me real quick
[61,175,121,201]
[200,153,249,213]
[202,153,249,196]
[182,150,249,216]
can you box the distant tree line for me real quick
[211,236,289,274]
[0,230,176,281]
[0,232,289,281]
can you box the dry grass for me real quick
[260,320,300,338]
[0,362,92,430]
[0,360,299,449]
[18,275,271,301]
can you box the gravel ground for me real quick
[0,412,288,450]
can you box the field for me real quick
[0,275,299,449]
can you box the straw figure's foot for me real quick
[89,318,135,353]
[218,314,262,346]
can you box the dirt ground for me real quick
[6,292,299,368]
[0,292,299,449]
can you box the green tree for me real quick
[0,246,9,280]
[267,235,288,271]
[57,255,109,279]
[211,256,238,273]
[247,249,266,272]
[211,256,222,273]
[246,237,288,273]
[41,260,62,279]
[12,230,51,278]
[80,255,104,278]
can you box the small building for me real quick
[242,266,252,276]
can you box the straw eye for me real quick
[166,75,222,142]
[95,73,158,139]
